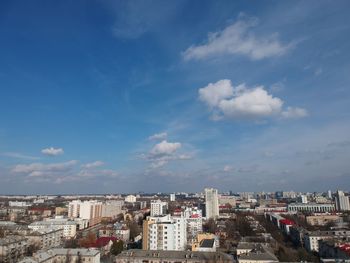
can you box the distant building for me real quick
[204,188,219,219]
[150,200,168,217]
[288,203,335,213]
[335,190,350,211]
[170,193,176,202]
[125,195,137,203]
[68,200,103,226]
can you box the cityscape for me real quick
[0,189,350,262]
[1,0,350,263]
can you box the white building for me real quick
[299,195,308,204]
[68,200,103,226]
[8,201,31,207]
[183,207,203,245]
[150,200,168,216]
[143,215,187,251]
[29,220,77,239]
[205,188,219,219]
[125,195,137,203]
[287,203,335,213]
[170,194,176,202]
[335,190,350,211]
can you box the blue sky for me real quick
[0,0,349,194]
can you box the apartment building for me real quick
[0,236,28,263]
[143,215,187,251]
[150,200,168,217]
[115,249,233,263]
[26,228,63,250]
[204,188,219,219]
[19,248,100,263]
[29,220,77,239]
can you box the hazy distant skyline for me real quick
[0,1,350,194]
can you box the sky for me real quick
[0,0,350,194]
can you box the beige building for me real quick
[26,228,63,250]
[0,236,28,263]
[306,214,340,226]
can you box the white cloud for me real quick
[150,140,181,157]
[281,107,308,119]
[223,165,233,172]
[183,15,292,61]
[199,79,307,120]
[143,140,192,169]
[81,161,105,169]
[148,132,167,141]
[198,79,234,108]
[41,147,64,156]
[12,160,77,177]
[1,152,40,160]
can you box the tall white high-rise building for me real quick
[68,200,103,226]
[170,193,176,202]
[150,200,168,216]
[204,188,219,219]
[335,190,350,211]
[142,214,187,251]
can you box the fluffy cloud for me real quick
[148,132,167,141]
[144,140,191,169]
[199,79,307,120]
[81,161,105,169]
[12,160,77,177]
[150,140,181,156]
[183,15,292,61]
[41,147,64,156]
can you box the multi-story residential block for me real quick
[68,200,103,226]
[29,220,77,239]
[304,230,350,252]
[26,228,63,250]
[183,207,203,245]
[150,200,168,216]
[115,249,233,263]
[19,248,100,263]
[142,215,187,251]
[204,188,219,219]
[0,236,28,263]
[170,194,176,202]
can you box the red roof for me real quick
[279,219,295,225]
[190,214,200,218]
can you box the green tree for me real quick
[110,240,124,255]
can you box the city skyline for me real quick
[1,1,350,194]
